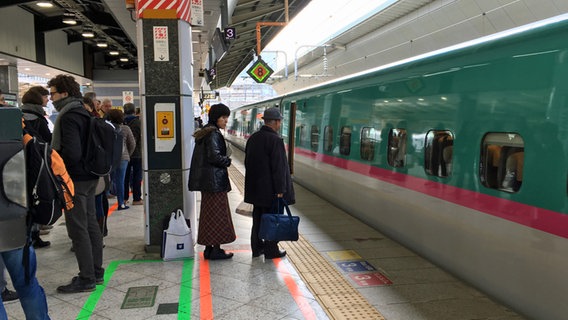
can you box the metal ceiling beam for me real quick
[0,0,36,8]
[235,0,265,8]
[231,4,284,25]
[52,0,137,61]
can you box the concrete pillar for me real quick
[137,8,195,251]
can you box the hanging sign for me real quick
[153,26,169,62]
[246,58,273,83]
[224,27,236,40]
[122,91,134,105]
[190,0,204,26]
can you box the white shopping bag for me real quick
[162,209,194,261]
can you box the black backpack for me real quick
[84,117,123,176]
[0,139,28,251]
[25,136,69,225]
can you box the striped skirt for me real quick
[197,192,236,245]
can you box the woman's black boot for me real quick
[203,246,213,259]
[209,245,233,260]
[32,230,50,249]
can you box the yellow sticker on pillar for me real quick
[157,111,174,138]
[154,103,176,152]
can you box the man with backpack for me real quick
[0,107,50,319]
[48,74,104,293]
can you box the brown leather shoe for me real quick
[132,200,143,205]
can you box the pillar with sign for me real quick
[136,0,197,252]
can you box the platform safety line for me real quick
[178,258,194,319]
[108,202,118,216]
[273,258,317,320]
[107,191,131,217]
[76,259,194,319]
[199,252,214,320]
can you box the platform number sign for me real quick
[246,58,273,83]
[224,27,236,40]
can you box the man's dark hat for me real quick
[262,107,283,120]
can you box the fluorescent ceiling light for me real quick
[120,58,129,62]
[109,51,120,56]
[62,12,77,25]
[36,1,53,8]
[63,18,77,25]
[82,30,95,38]
[97,41,108,48]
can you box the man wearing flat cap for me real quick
[244,107,295,259]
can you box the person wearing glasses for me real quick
[47,74,104,293]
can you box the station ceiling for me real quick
[1,0,312,90]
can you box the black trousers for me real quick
[251,206,279,254]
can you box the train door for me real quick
[286,102,297,175]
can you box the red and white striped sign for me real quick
[136,0,191,23]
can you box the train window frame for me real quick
[298,124,307,149]
[424,130,454,177]
[310,125,319,152]
[387,128,407,167]
[324,126,333,152]
[340,126,351,156]
[480,132,524,193]
[360,127,378,161]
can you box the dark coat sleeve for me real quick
[206,131,231,167]
[188,128,231,193]
[270,137,287,194]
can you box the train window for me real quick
[480,133,524,193]
[361,127,378,161]
[424,130,453,177]
[324,126,333,152]
[340,126,351,155]
[388,128,407,167]
[310,125,319,152]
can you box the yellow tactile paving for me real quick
[228,166,385,320]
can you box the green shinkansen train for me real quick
[227,13,568,320]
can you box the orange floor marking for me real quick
[273,258,317,319]
[108,202,118,216]
[199,252,214,320]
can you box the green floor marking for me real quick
[178,258,194,319]
[76,258,194,319]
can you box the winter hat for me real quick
[262,107,283,120]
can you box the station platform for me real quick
[4,148,526,319]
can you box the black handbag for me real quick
[259,198,299,241]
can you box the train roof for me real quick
[236,12,568,112]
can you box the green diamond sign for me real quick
[247,58,273,83]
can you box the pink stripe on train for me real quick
[294,147,568,239]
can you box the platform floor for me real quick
[3,149,526,319]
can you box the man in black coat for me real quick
[123,102,143,205]
[48,74,104,293]
[244,107,295,259]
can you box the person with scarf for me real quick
[188,104,236,260]
[47,74,104,293]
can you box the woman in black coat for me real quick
[188,104,236,260]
